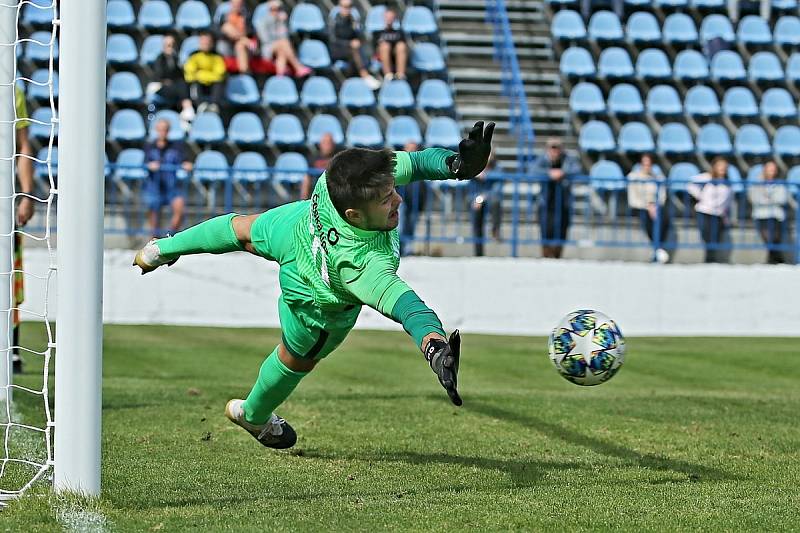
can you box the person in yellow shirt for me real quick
[184,30,227,112]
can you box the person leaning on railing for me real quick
[748,160,793,265]
[687,156,734,264]
[627,153,671,263]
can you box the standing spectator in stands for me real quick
[531,138,580,259]
[255,0,312,77]
[148,33,195,126]
[688,156,734,264]
[184,30,227,112]
[144,119,193,239]
[470,152,501,257]
[301,132,338,200]
[627,153,671,263]
[728,0,770,23]
[749,161,790,264]
[398,141,425,256]
[375,7,408,81]
[330,0,381,89]
[218,0,255,74]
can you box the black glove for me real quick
[424,330,462,406]
[446,121,495,180]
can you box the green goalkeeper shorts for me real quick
[250,202,360,360]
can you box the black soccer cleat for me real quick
[225,399,297,449]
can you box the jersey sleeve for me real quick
[394,148,457,186]
[340,256,413,317]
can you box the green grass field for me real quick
[2,324,800,531]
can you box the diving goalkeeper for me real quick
[133,121,495,449]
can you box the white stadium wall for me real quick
[21,248,800,337]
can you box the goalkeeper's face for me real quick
[354,184,402,231]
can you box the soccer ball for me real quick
[548,309,626,386]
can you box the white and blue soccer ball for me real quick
[548,309,626,386]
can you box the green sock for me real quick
[242,347,308,425]
[156,213,244,261]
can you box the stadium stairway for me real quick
[438,0,573,167]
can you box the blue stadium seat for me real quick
[579,120,615,153]
[22,0,55,28]
[252,2,269,28]
[773,125,800,158]
[588,11,624,44]
[626,12,661,44]
[773,0,798,11]
[226,74,260,106]
[387,116,423,148]
[618,122,655,153]
[747,164,763,182]
[722,86,758,119]
[273,152,307,185]
[654,0,689,9]
[268,114,305,147]
[590,160,625,192]
[300,76,337,108]
[364,5,386,34]
[179,35,200,65]
[668,162,699,192]
[424,117,461,149]
[262,75,299,108]
[106,34,138,65]
[646,85,682,116]
[736,15,771,47]
[608,83,643,116]
[559,47,595,78]
[108,109,145,142]
[748,51,783,84]
[228,112,265,145]
[657,123,694,155]
[684,85,721,118]
[787,53,800,84]
[307,114,344,145]
[635,48,672,81]
[29,107,56,141]
[551,10,586,41]
[761,88,797,120]
[28,68,57,102]
[569,82,605,115]
[298,40,331,69]
[107,0,135,30]
[193,151,229,183]
[700,15,735,43]
[149,110,184,141]
[339,77,377,109]
[402,6,438,37]
[212,2,232,26]
[379,80,414,110]
[788,166,800,191]
[34,147,57,181]
[774,16,800,48]
[598,47,634,80]
[189,112,226,144]
[697,123,732,155]
[674,49,709,81]
[232,152,270,183]
[107,71,143,103]
[114,148,148,181]
[138,0,173,31]
[175,0,212,31]
[289,3,326,35]
[726,165,744,194]
[545,0,579,6]
[735,124,771,157]
[663,13,697,45]
[710,50,746,83]
[140,35,164,65]
[624,0,650,8]
[417,79,454,112]
[25,31,58,63]
[411,43,446,73]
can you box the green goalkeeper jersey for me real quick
[290,148,455,324]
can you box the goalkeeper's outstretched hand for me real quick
[447,121,495,180]
[424,330,462,406]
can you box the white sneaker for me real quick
[363,74,381,90]
[224,399,297,449]
[132,239,178,275]
[383,72,394,82]
[654,248,670,264]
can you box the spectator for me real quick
[148,33,195,125]
[688,156,734,264]
[255,0,312,77]
[748,161,790,264]
[218,0,256,74]
[375,7,407,81]
[398,141,425,256]
[330,0,381,89]
[144,119,193,238]
[727,0,770,23]
[627,153,671,263]
[531,138,580,259]
[301,132,338,200]
[470,152,501,257]
[184,30,227,112]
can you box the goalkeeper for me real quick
[134,121,494,449]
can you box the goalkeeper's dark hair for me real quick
[326,148,396,218]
